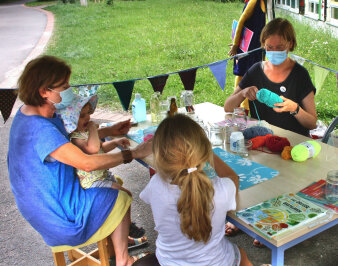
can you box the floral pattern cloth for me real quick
[70,131,108,189]
[213,147,279,190]
[56,94,98,134]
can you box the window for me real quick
[275,0,299,12]
[328,0,338,25]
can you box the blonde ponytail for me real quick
[153,114,214,243]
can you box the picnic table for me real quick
[114,102,338,266]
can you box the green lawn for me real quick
[44,0,337,123]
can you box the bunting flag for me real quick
[78,85,99,97]
[290,54,305,65]
[179,68,198,91]
[0,89,18,122]
[209,60,228,91]
[314,65,329,94]
[113,80,135,111]
[148,75,169,93]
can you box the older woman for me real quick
[7,56,151,266]
[225,18,317,136]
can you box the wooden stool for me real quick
[52,236,115,266]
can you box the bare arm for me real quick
[49,139,152,172]
[71,122,101,154]
[98,120,131,139]
[102,137,130,153]
[224,86,258,112]
[273,91,317,130]
[212,153,239,194]
[229,0,258,56]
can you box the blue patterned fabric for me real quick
[213,147,279,190]
[127,126,158,143]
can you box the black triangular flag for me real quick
[113,80,135,111]
[179,68,197,91]
[0,89,18,123]
[148,75,169,93]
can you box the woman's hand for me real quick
[241,86,259,101]
[131,139,152,159]
[273,96,298,113]
[98,119,131,139]
[228,44,238,57]
[113,137,130,149]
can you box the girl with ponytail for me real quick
[139,114,252,266]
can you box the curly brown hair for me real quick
[18,55,71,106]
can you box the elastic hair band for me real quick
[187,167,198,173]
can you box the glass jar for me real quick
[180,90,195,114]
[209,126,225,147]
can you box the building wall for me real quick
[275,0,338,37]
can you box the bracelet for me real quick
[121,149,133,164]
[290,104,300,116]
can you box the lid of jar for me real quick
[230,131,244,139]
[135,93,141,99]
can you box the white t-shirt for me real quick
[140,173,238,266]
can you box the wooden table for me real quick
[124,102,338,266]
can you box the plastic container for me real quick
[150,92,161,124]
[230,131,247,156]
[132,93,147,122]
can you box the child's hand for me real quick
[114,137,130,149]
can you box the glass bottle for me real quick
[150,91,161,124]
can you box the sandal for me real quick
[132,252,151,265]
[128,236,148,250]
[225,223,239,236]
[253,239,265,248]
[129,222,145,238]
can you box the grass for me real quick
[25,1,57,7]
[43,0,337,124]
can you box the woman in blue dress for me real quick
[7,55,152,265]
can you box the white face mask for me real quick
[48,87,74,109]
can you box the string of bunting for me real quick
[1,48,337,123]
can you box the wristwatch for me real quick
[290,104,300,116]
[121,149,133,164]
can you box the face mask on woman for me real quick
[265,50,288,66]
[48,87,74,109]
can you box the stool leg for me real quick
[97,238,110,266]
[52,252,66,266]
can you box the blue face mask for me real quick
[265,50,288,65]
[49,87,74,109]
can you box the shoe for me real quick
[225,224,239,236]
[253,239,265,248]
[132,252,151,265]
[129,222,145,238]
[128,236,148,250]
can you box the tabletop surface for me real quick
[123,102,338,246]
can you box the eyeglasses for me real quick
[265,44,288,52]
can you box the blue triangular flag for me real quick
[209,60,228,91]
[113,80,135,111]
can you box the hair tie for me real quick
[187,167,198,173]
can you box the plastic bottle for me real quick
[150,92,161,124]
[132,93,147,122]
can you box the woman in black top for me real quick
[225,18,317,136]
